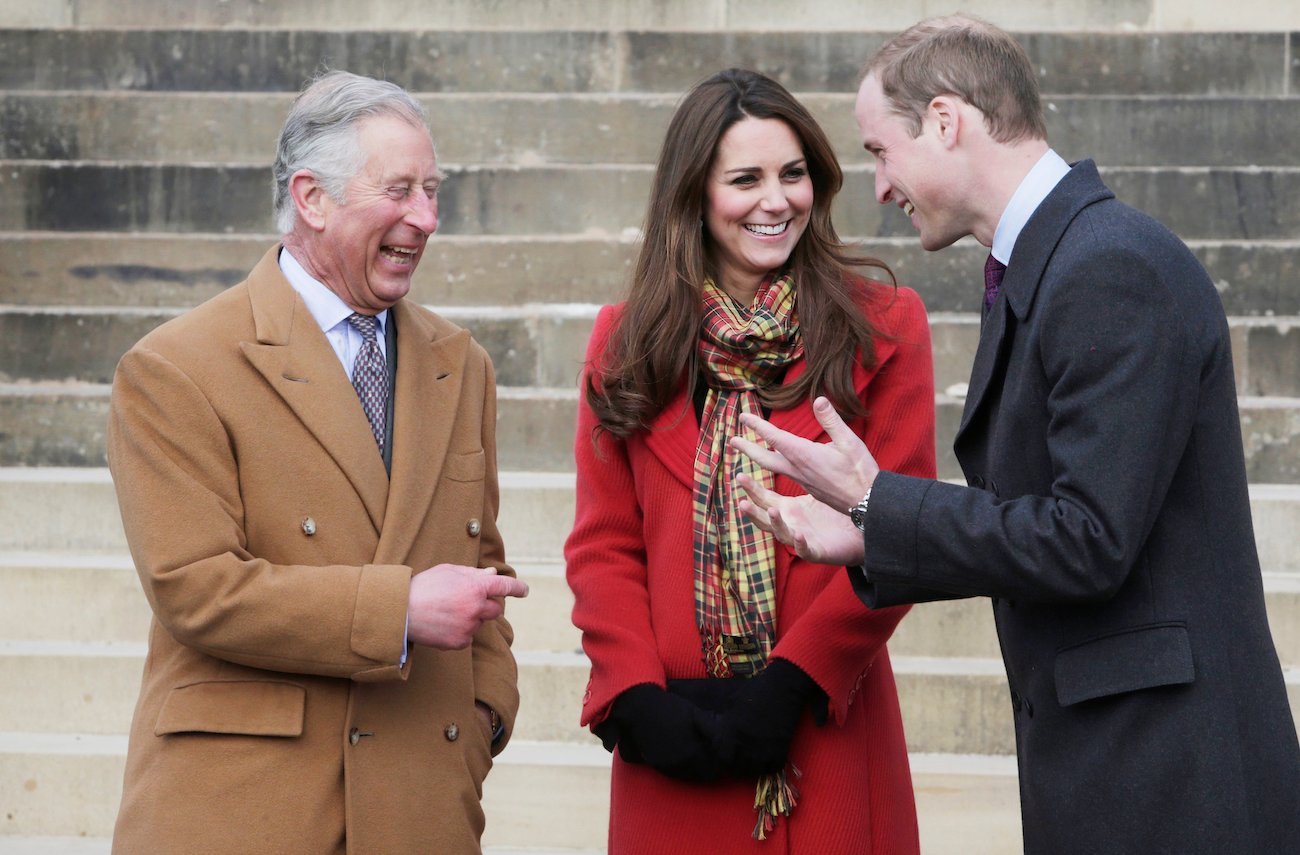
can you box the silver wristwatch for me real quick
[849,487,872,531]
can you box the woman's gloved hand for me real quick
[592,683,729,782]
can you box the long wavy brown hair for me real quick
[588,68,894,438]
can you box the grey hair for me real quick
[272,70,429,234]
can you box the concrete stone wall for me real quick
[4,0,1300,32]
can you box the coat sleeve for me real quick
[108,344,411,682]
[863,233,1203,605]
[770,286,937,722]
[468,352,521,752]
[564,305,668,727]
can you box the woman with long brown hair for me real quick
[564,68,934,853]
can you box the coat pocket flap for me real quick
[444,449,486,482]
[155,680,306,737]
[1054,623,1194,707]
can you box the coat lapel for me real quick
[954,300,1012,446]
[641,384,699,488]
[954,160,1115,448]
[238,247,390,533]
[374,301,470,565]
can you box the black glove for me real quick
[722,659,823,777]
[592,683,728,782]
[666,676,739,713]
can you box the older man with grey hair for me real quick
[106,70,528,854]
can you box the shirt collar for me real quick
[278,247,388,335]
[990,148,1070,266]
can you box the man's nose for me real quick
[874,168,892,205]
[407,192,438,234]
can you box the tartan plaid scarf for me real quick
[691,272,805,840]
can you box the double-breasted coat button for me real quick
[445,723,460,741]
[301,517,316,536]
[348,727,373,745]
[466,519,481,537]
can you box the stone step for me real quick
[0,840,605,855]
[0,733,1023,853]
[5,92,1298,169]
[5,304,1299,398]
[30,556,1300,663]
[4,636,1299,755]
[6,472,1300,575]
[3,553,1297,667]
[0,554,585,650]
[6,0,1294,33]
[6,383,1300,485]
[0,733,610,848]
[5,233,1296,317]
[0,29,1289,97]
[0,467,578,561]
[4,162,1299,242]
[0,641,1020,753]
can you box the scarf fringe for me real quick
[751,763,801,841]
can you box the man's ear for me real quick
[289,169,328,232]
[927,94,963,150]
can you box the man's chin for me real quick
[919,232,963,253]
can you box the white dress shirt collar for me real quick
[990,149,1071,266]
[278,247,388,340]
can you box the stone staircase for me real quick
[1,2,1297,853]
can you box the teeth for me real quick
[745,221,788,236]
[381,246,417,263]
[903,202,915,217]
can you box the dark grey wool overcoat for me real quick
[856,160,1300,854]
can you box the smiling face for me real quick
[703,117,813,303]
[305,113,442,314]
[856,73,968,252]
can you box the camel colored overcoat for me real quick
[106,246,519,855]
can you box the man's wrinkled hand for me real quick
[730,396,879,512]
[407,564,528,650]
[737,473,867,565]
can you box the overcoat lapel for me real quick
[239,248,390,532]
[954,160,1114,448]
[954,299,1013,448]
[374,300,470,565]
[641,385,698,488]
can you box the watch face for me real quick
[851,506,867,531]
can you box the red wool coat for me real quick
[565,282,936,854]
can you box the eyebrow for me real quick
[722,157,807,175]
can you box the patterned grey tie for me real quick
[346,313,387,454]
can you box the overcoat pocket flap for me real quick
[1054,623,1195,707]
[155,680,306,737]
[444,449,486,482]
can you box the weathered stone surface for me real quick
[7,162,1300,242]
[0,234,639,309]
[11,305,1298,396]
[7,386,1300,486]
[0,30,621,93]
[0,30,1288,96]
[6,234,1295,317]
[6,93,1299,168]
[4,0,1296,34]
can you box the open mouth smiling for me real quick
[744,220,790,237]
[380,245,418,264]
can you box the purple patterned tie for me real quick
[984,253,1007,308]
[347,313,387,454]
